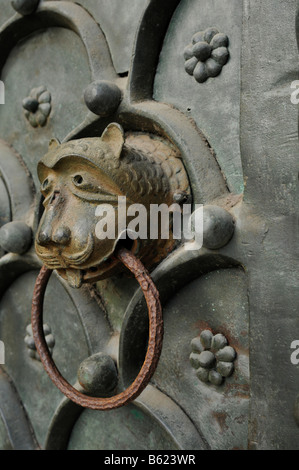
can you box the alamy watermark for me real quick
[0,80,4,105]
[95,197,203,251]
[290,81,299,104]
[0,341,4,364]
[290,340,299,365]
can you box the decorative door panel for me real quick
[0,0,298,451]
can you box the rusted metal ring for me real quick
[31,247,163,410]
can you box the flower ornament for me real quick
[189,330,236,385]
[22,86,52,128]
[184,27,229,83]
[24,323,55,361]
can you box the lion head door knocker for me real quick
[31,123,191,410]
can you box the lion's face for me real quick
[35,157,133,287]
[35,123,190,288]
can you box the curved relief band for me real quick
[31,247,163,410]
[0,1,116,80]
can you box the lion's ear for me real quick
[48,138,60,150]
[101,123,125,159]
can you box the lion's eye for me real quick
[70,173,116,200]
[72,174,99,192]
[41,178,51,193]
[73,175,84,186]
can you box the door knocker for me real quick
[32,123,191,409]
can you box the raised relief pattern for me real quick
[184,28,229,83]
[190,329,236,385]
[24,323,55,361]
[22,86,51,128]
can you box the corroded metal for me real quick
[31,247,163,410]
[35,123,190,286]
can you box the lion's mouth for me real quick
[35,233,94,270]
[36,235,139,288]
[57,256,120,288]
[35,233,121,288]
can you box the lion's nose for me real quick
[37,212,53,245]
[37,224,71,247]
[37,229,51,246]
[52,226,71,245]
[37,188,72,246]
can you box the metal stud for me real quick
[11,0,40,16]
[0,221,32,254]
[77,353,118,396]
[84,80,122,117]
